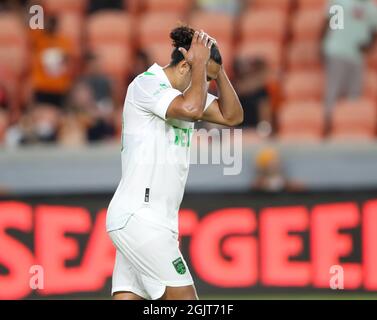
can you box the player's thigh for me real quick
[113,291,145,300]
[110,248,149,299]
[160,285,198,300]
[132,218,193,283]
[111,215,195,299]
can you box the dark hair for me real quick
[169,26,222,66]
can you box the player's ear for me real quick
[178,60,191,76]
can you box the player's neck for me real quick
[163,66,183,92]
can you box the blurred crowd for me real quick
[0,0,376,147]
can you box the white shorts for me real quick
[108,213,194,300]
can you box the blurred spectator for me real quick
[0,63,22,122]
[128,50,151,84]
[252,147,304,192]
[6,104,60,146]
[87,0,124,14]
[0,84,9,145]
[0,0,28,12]
[0,109,9,145]
[87,115,116,142]
[67,53,115,143]
[194,0,241,15]
[234,57,273,136]
[80,53,114,113]
[31,16,74,108]
[0,84,9,110]
[323,0,377,117]
[58,109,88,146]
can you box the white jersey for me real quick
[106,63,216,233]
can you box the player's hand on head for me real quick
[178,30,215,66]
[207,34,217,47]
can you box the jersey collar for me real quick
[147,63,174,88]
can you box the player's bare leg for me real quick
[160,285,198,300]
[113,291,144,300]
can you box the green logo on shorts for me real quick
[172,257,186,275]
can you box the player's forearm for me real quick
[182,61,208,119]
[216,67,244,126]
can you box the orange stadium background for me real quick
[0,0,377,300]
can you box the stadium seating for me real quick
[0,13,27,47]
[296,0,328,10]
[0,46,29,79]
[236,41,283,71]
[239,9,288,43]
[40,0,88,15]
[143,0,193,14]
[58,14,84,58]
[92,44,133,77]
[291,9,326,41]
[91,43,133,103]
[249,0,292,12]
[138,12,183,48]
[0,65,21,114]
[286,41,322,71]
[123,0,139,14]
[0,13,29,114]
[330,99,377,141]
[367,41,377,68]
[86,11,134,48]
[85,10,135,92]
[0,14,28,79]
[0,0,376,143]
[364,72,377,99]
[277,101,325,142]
[283,71,324,102]
[189,12,234,44]
[144,43,172,67]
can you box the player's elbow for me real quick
[183,104,204,121]
[226,112,244,127]
[191,110,204,122]
[234,113,244,126]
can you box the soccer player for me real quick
[106,26,243,300]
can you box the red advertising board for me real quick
[0,191,376,299]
